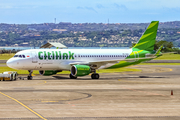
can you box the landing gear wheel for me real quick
[91,73,99,79]
[69,74,77,79]
[27,76,32,80]
[14,75,17,81]
[27,70,33,80]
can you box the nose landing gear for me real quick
[27,70,33,80]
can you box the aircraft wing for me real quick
[69,57,156,66]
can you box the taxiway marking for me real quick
[0,92,47,120]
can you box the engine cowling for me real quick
[71,65,91,77]
[39,70,62,76]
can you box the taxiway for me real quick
[0,65,180,120]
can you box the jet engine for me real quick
[70,65,91,77]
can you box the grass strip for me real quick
[0,54,15,60]
[155,53,180,60]
[139,63,180,65]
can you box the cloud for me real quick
[114,3,128,10]
[0,5,13,9]
[77,6,98,13]
[85,7,98,13]
[0,5,39,9]
[96,4,105,9]
[163,7,180,13]
[77,6,84,9]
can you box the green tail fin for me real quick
[133,21,159,51]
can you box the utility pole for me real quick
[54,18,56,24]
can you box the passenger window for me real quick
[19,55,22,58]
[22,55,25,58]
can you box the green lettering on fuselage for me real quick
[63,53,68,59]
[52,51,55,60]
[55,51,58,59]
[48,52,51,60]
[44,51,47,59]
[69,51,74,59]
[59,51,61,59]
[38,51,43,60]
[38,51,74,60]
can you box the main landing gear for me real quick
[91,69,99,79]
[27,70,33,80]
[91,73,99,79]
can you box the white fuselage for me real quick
[7,49,132,71]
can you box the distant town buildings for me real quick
[1,21,180,47]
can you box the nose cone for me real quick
[6,58,15,69]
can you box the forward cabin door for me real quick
[31,51,38,63]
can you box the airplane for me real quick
[6,21,162,80]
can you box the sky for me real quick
[0,0,180,24]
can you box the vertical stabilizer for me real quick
[133,21,159,51]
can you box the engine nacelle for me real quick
[39,70,62,76]
[71,65,91,77]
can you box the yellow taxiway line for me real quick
[0,92,47,120]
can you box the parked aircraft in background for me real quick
[6,21,162,80]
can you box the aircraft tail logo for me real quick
[133,21,159,51]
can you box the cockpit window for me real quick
[14,55,18,57]
[13,54,26,58]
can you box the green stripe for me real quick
[133,21,159,51]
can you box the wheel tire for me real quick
[91,74,95,79]
[91,73,99,79]
[69,74,77,79]
[27,76,33,80]
[14,75,16,81]
[95,74,99,79]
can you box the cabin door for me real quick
[31,51,38,63]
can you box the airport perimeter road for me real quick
[0,65,180,120]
